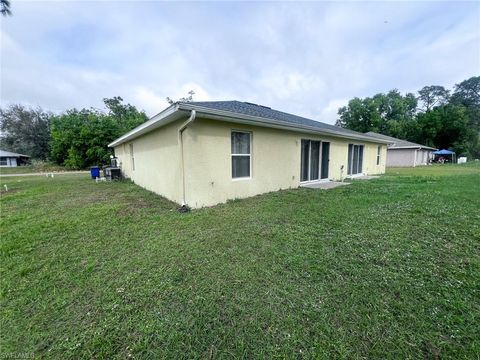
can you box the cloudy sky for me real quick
[1,1,479,124]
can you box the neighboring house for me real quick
[0,150,30,167]
[109,101,389,208]
[366,132,437,167]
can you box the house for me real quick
[109,101,389,208]
[366,132,437,167]
[0,150,30,167]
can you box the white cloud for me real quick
[1,1,479,124]
[132,87,168,114]
[320,99,349,124]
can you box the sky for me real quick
[1,1,479,124]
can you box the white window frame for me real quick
[231,130,252,181]
[300,139,329,184]
[376,145,381,165]
[347,143,365,176]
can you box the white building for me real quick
[0,150,30,167]
[366,132,437,167]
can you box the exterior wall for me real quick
[386,148,433,167]
[415,149,432,166]
[386,149,416,167]
[182,119,386,208]
[113,119,185,204]
[0,157,18,167]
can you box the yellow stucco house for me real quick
[109,101,389,208]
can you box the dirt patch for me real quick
[0,189,20,197]
[116,198,156,217]
[133,198,154,209]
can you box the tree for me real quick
[336,90,417,138]
[166,90,195,105]
[103,96,148,133]
[417,85,450,111]
[337,97,380,133]
[336,77,480,158]
[50,97,148,169]
[450,76,480,108]
[416,104,473,155]
[1,0,11,16]
[0,104,51,160]
[450,76,480,157]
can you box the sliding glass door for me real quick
[347,144,364,175]
[301,140,310,182]
[300,140,329,182]
[321,142,330,179]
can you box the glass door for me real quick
[301,140,310,182]
[321,142,330,179]
[300,140,322,182]
[347,144,364,175]
[310,141,320,181]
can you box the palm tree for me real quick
[1,0,11,16]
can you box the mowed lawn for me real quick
[1,164,479,359]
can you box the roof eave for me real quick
[109,103,391,147]
[389,146,437,151]
[108,104,182,147]
[179,103,390,144]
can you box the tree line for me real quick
[336,76,480,158]
[0,97,148,169]
[1,77,478,168]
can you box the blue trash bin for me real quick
[90,166,100,179]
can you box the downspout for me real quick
[178,110,196,207]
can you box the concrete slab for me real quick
[301,181,351,190]
[348,175,380,180]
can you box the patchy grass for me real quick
[1,164,479,359]
[0,163,68,175]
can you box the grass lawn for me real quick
[0,163,68,175]
[1,164,479,359]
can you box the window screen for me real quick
[231,131,251,178]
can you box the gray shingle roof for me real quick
[182,101,380,140]
[0,149,30,157]
[366,132,437,150]
[109,100,390,147]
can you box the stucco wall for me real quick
[113,119,184,204]
[387,148,433,167]
[386,149,416,167]
[415,149,433,166]
[182,118,386,208]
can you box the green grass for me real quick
[387,163,480,177]
[0,163,67,175]
[1,164,479,359]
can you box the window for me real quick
[0,157,7,166]
[231,131,251,179]
[129,143,135,171]
[376,145,381,165]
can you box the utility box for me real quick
[103,167,121,180]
